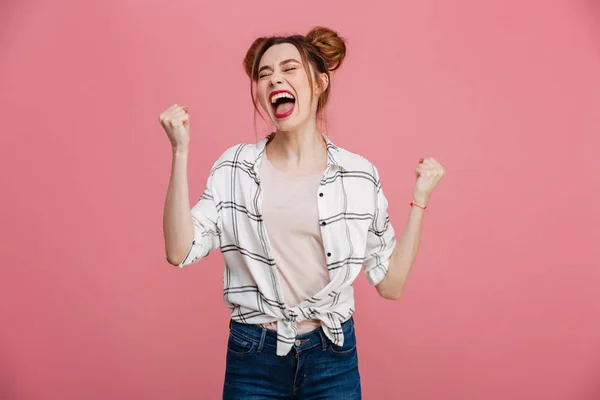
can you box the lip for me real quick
[269,89,295,102]
[269,90,296,119]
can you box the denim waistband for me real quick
[228,317,354,354]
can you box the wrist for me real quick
[410,202,427,211]
[172,146,189,156]
[411,197,428,208]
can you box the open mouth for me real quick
[270,90,296,119]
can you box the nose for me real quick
[269,72,284,86]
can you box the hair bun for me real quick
[243,37,268,78]
[305,26,347,72]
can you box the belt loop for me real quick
[318,328,328,351]
[258,326,267,353]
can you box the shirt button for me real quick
[327,252,332,257]
[319,193,324,197]
[321,221,326,226]
[295,339,301,346]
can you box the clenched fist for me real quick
[413,157,445,207]
[159,104,190,150]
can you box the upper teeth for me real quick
[271,92,295,103]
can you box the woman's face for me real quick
[256,43,326,131]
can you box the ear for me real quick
[315,72,329,95]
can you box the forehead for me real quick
[259,43,302,67]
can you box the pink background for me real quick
[1,0,598,399]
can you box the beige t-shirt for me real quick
[260,152,330,334]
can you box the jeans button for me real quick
[295,339,301,346]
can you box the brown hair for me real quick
[243,26,347,120]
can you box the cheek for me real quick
[292,78,315,106]
[297,75,317,102]
[297,87,315,110]
[256,84,271,111]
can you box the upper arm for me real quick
[177,167,221,267]
[362,165,397,285]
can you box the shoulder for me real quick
[333,145,382,180]
[214,142,257,163]
[209,140,263,171]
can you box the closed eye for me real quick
[260,67,295,78]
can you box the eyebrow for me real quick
[258,58,300,73]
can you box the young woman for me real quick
[159,26,445,400]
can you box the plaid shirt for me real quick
[178,134,397,356]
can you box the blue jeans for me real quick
[223,317,361,399]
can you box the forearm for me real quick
[163,147,195,265]
[376,206,425,299]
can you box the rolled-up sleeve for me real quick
[177,168,221,267]
[363,167,397,285]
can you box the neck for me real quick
[267,117,327,168]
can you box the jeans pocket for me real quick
[227,331,257,358]
[327,322,357,356]
[327,340,357,356]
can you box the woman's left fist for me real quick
[413,157,445,207]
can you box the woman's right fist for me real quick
[159,104,190,150]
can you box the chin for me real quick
[273,119,298,132]
[270,113,309,133]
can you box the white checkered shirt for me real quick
[178,134,397,356]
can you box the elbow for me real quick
[165,247,191,266]
[376,283,405,301]
[379,289,404,301]
[166,253,185,266]
[165,239,195,267]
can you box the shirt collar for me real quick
[252,133,348,174]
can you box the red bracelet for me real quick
[410,201,427,210]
